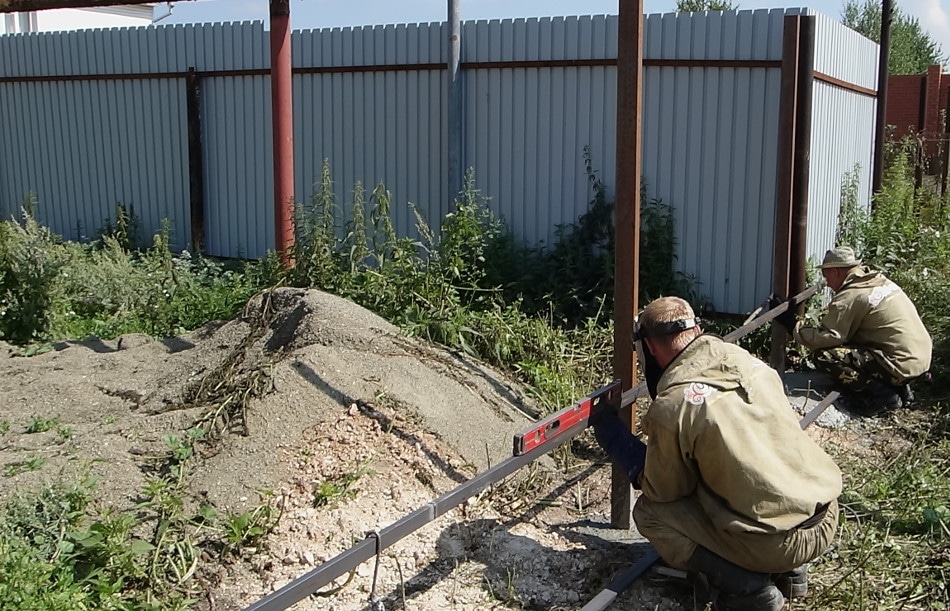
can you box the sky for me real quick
[159,0,950,63]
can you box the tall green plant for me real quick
[0,202,66,342]
[287,159,341,290]
[96,203,142,250]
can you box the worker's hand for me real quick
[591,410,647,483]
[587,403,617,428]
[769,294,797,334]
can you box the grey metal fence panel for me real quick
[0,22,268,253]
[640,9,788,312]
[0,76,189,246]
[807,81,876,267]
[196,22,277,257]
[0,21,266,77]
[810,11,878,90]
[0,11,878,313]
[806,11,878,269]
[292,21,447,249]
[462,15,618,248]
[202,74,272,258]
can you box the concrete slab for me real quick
[781,370,853,429]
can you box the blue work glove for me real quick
[591,409,647,483]
[768,294,797,334]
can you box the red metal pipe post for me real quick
[271,0,295,260]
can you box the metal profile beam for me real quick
[621,284,821,410]
[580,548,661,611]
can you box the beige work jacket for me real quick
[794,267,932,381]
[639,335,842,534]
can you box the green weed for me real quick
[220,491,281,556]
[4,456,45,477]
[313,464,375,509]
[25,415,58,434]
[0,198,67,343]
[55,426,73,445]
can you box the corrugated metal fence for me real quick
[808,13,878,267]
[0,10,878,313]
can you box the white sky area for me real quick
[35,7,154,30]
[157,0,950,63]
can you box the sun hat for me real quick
[818,246,862,269]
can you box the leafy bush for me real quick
[0,204,68,342]
[0,212,271,345]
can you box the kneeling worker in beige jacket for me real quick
[592,296,842,610]
[775,246,932,416]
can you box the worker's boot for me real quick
[898,383,915,407]
[687,546,785,611]
[773,564,808,599]
[850,380,902,417]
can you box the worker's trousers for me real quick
[633,493,838,574]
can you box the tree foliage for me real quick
[675,0,736,10]
[842,0,945,75]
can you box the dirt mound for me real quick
[0,288,536,509]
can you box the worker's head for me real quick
[818,246,861,292]
[638,296,702,368]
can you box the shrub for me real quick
[0,203,67,342]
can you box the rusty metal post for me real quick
[790,16,815,299]
[271,0,295,261]
[611,0,644,530]
[186,67,205,254]
[769,16,800,370]
[872,0,893,198]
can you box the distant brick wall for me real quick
[887,66,949,138]
[887,76,925,138]
[886,65,949,185]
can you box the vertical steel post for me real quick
[447,0,463,211]
[872,0,893,197]
[790,16,815,300]
[271,0,295,261]
[769,16,800,370]
[186,67,205,254]
[611,0,644,529]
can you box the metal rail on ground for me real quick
[244,382,622,611]
[244,285,827,611]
